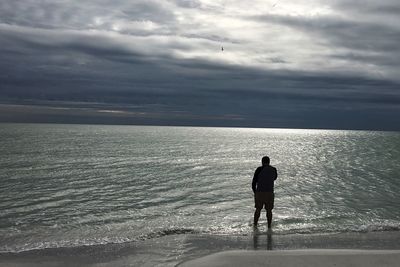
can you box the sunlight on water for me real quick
[0,124,399,252]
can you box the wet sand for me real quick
[1,231,400,266]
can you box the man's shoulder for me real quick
[257,165,277,171]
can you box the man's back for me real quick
[252,165,277,193]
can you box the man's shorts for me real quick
[254,192,274,210]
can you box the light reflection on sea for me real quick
[0,123,399,252]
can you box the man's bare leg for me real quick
[254,208,262,226]
[266,209,272,228]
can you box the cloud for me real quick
[172,0,202,9]
[0,0,400,130]
[249,5,400,81]
[253,13,398,50]
[0,0,176,29]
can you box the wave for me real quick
[0,228,201,254]
[1,223,400,254]
[138,228,200,240]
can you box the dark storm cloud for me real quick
[0,0,399,130]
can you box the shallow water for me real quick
[0,123,399,252]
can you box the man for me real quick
[252,156,278,228]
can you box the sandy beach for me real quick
[180,249,400,267]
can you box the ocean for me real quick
[0,123,399,265]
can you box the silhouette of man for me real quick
[252,156,277,228]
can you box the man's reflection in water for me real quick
[253,230,273,250]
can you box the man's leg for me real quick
[254,208,262,226]
[266,192,274,229]
[266,209,272,228]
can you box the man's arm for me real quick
[252,167,261,193]
[274,167,278,180]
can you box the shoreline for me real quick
[1,230,400,266]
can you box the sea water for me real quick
[0,123,399,253]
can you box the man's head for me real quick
[262,156,270,166]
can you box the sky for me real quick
[0,0,399,130]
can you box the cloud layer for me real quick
[0,0,399,130]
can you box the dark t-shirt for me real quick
[252,165,277,193]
